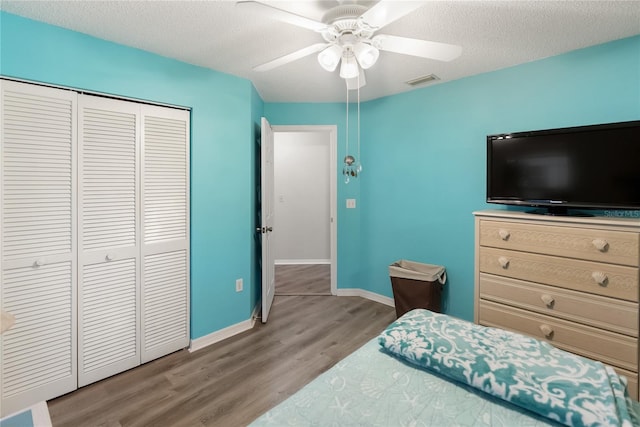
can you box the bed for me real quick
[250,309,640,426]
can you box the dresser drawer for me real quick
[479,247,639,302]
[479,220,640,266]
[479,273,639,337]
[479,300,638,372]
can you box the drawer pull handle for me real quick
[497,256,510,269]
[498,229,510,241]
[539,324,554,339]
[540,294,555,308]
[591,271,608,286]
[592,239,609,252]
[106,253,116,261]
[34,259,45,267]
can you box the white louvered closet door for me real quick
[0,80,78,417]
[77,95,140,387]
[140,105,190,363]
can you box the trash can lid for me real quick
[389,260,446,284]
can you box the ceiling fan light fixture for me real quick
[353,42,379,69]
[339,49,359,79]
[317,44,342,72]
[345,67,366,90]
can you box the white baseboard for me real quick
[189,303,261,352]
[275,259,331,265]
[336,288,395,307]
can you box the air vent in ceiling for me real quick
[405,74,440,87]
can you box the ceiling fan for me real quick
[239,1,462,88]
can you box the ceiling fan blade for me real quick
[359,1,425,30]
[253,43,328,72]
[372,35,462,62]
[237,1,328,32]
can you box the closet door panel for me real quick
[0,80,77,417]
[1,84,75,263]
[80,104,137,250]
[141,106,190,362]
[2,262,75,402]
[142,111,189,243]
[142,249,188,360]
[78,258,138,386]
[78,95,140,387]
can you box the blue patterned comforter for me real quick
[250,339,563,426]
[379,309,639,427]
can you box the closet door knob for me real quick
[498,229,510,241]
[592,239,609,252]
[539,324,554,339]
[591,271,608,286]
[540,294,555,308]
[497,256,510,269]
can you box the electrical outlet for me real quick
[236,278,243,292]
[346,198,356,209]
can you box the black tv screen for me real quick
[487,120,640,214]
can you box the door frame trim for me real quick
[271,125,338,295]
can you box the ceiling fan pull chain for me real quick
[344,84,351,183]
[346,83,349,158]
[356,72,362,175]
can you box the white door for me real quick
[140,105,190,363]
[0,80,78,416]
[77,95,140,387]
[260,117,275,322]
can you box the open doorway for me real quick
[271,125,337,296]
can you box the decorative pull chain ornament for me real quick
[343,71,362,184]
[343,154,361,183]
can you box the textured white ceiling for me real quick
[1,0,639,102]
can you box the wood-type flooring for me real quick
[275,264,330,295]
[48,266,395,427]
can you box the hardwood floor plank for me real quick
[275,264,330,295]
[48,293,395,427]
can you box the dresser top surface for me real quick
[474,210,640,230]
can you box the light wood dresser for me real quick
[474,210,640,399]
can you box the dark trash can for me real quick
[389,260,446,318]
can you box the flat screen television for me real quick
[486,120,640,215]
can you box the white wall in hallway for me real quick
[274,131,330,264]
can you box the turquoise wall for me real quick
[0,12,260,338]
[2,10,638,334]
[267,35,640,321]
